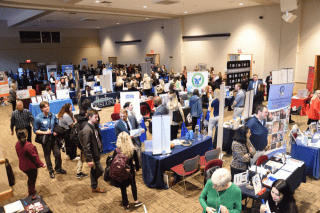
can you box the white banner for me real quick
[120,91,142,122]
[187,71,208,93]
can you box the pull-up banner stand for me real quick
[217,83,226,150]
[226,60,250,90]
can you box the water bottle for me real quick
[203,128,207,136]
[195,125,199,138]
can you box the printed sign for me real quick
[306,66,315,92]
[187,71,208,93]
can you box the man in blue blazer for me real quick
[115,109,145,164]
[248,74,263,95]
[245,105,269,163]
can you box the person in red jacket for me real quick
[15,129,46,199]
[307,90,320,125]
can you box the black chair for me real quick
[291,105,302,124]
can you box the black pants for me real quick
[230,166,246,182]
[170,125,179,141]
[90,161,104,189]
[63,129,77,160]
[41,136,62,173]
[119,172,138,207]
[16,126,32,143]
[11,100,16,111]
[23,169,38,196]
[192,117,199,132]
[144,89,151,97]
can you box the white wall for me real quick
[100,19,182,72]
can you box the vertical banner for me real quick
[61,65,74,78]
[187,71,208,93]
[226,60,250,89]
[0,71,9,98]
[266,83,294,151]
[120,91,142,122]
[306,66,315,92]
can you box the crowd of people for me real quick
[7,62,307,212]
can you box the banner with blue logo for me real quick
[61,65,74,78]
[187,71,208,93]
[265,83,294,151]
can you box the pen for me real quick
[24,201,28,206]
[261,199,266,213]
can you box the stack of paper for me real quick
[272,170,292,180]
[281,164,299,173]
[287,158,304,167]
[249,165,268,175]
[4,200,24,213]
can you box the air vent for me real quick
[80,18,99,22]
[153,0,180,5]
[101,1,112,3]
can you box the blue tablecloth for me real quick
[69,91,77,104]
[142,135,213,189]
[291,143,320,179]
[100,122,117,154]
[29,99,75,117]
[100,121,147,154]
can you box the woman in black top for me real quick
[252,83,265,114]
[252,179,298,213]
[241,75,248,91]
[113,132,142,211]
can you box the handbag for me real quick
[172,109,183,122]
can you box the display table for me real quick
[100,122,117,154]
[69,91,77,104]
[35,83,49,95]
[0,195,51,213]
[79,92,117,108]
[29,99,75,117]
[142,135,213,189]
[240,157,306,200]
[21,98,32,110]
[213,126,234,154]
[291,97,308,116]
[291,143,320,179]
[113,99,154,114]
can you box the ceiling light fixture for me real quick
[146,18,149,19]
[239,3,243,5]
[117,23,119,24]
[143,6,147,8]
[184,11,188,13]
[97,27,99,28]
[95,1,100,2]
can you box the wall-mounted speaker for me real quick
[280,0,298,12]
[282,12,297,23]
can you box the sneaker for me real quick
[72,156,80,161]
[61,145,65,153]
[124,205,130,211]
[134,202,143,208]
[77,172,88,179]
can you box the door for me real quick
[108,57,117,65]
[146,54,160,65]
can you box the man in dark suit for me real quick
[81,109,105,193]
[153,96,169,116]
[245,105,269,163]
[265,72,272,101]
[115,109,145,164]
[248,74,263,95]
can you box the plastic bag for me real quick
[181,122,188,137]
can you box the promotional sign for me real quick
[266,83,294,150]
[306,66,315,92]
[0,72,9,97]
[61,65,74,78]
[187,71,208,93]
[120,91,142,122]
[46,65,57,81]
[226,60,250,89]
[56,89,70,100]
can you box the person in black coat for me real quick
[112,132,143,211]
[251,179,298,213]
[266,71,272,101]
[241,75,248,91]
[252,83,265,114]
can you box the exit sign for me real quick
[26,60,31,63]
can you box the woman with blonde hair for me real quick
[115,75,124,92]
[307,90,320,125]
[142,73,151,97]
[202,85,214,109]
[207,89,220,137]
[113,132,142,211]
[167,90,185,140]
[9,83,17,111]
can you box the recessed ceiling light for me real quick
[117,23,119,24]
[239,3,243,5]
[95,1,100,2]
[97,27,99,28]
[143,6,147,8]
[146,18,149,19]
[184,11,188,13]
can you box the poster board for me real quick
[100,74,112,91]
[46,65,57,81]
[120,91,142,122]
[306,66,315,92]
[266,83,294,151]
[61,65,74,78]
[16,90,30,99]
[187,71,209,93]
[0,71,9,97]
[226,60,250,89]
[56,89,70,100]
[152,115,171,155]
[242,90,254,120]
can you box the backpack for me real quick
[109,148,130,182]
[5,159,15,186]
[204,166,220,186]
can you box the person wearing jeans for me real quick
[190,89,203,131]
[232,83,245,119]
[207,89,220,137]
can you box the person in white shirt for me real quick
[49,72,56,93]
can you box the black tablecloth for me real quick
[213,126,235,154]
[79,92,117,108]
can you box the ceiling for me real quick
[0,0,281,29]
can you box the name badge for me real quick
[43,121,48,124]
